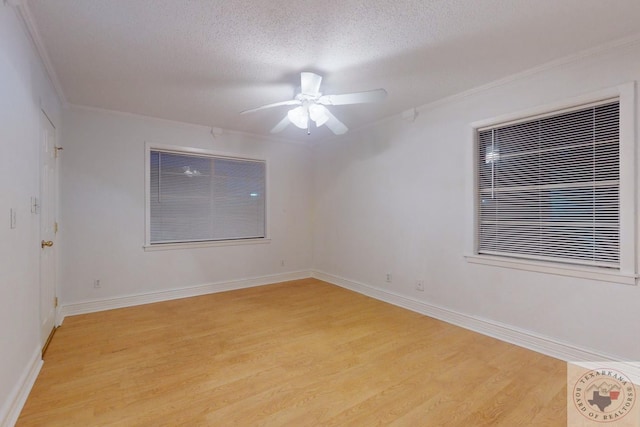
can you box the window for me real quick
[145,146,266,248]
[466,83,637,284]
[477,101,620,268]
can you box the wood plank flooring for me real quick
[17,278,567,426]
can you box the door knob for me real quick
[41,240,54,248]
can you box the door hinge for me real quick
[54,222,58,233]
[54,297,58,308]
[54,146,63,158]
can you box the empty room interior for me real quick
[2,1,640,425]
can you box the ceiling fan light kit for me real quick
[309,104,329,127]
[287,106,309,129]
[241,72,387,136]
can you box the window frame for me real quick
[464,82,637,285]
[143,142,270,251]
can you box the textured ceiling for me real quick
[25,0,640,141]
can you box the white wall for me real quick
[0,3,61,423]
[4,3,639,419]
[59,108,313,305]
[313,41,640,360]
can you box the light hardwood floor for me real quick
[18,278,567,426]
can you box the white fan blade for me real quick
[318,89,387,106]
[241,99,301,114]
[323,109,348,135]
[270,115,291,133]
[301,72,322,96]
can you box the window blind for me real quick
[477,101,619,268]
[150,150,265,244]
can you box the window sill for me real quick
[143,238,271,251]
[464,254,638,285]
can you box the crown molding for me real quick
[10,0,68,107]
[416,32,640,115]
[68,103,313,147]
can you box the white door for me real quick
[40,110,57,349]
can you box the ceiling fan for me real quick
[241,72,387,135]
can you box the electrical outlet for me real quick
[416,280,425,291]
[93,279,101,289]
[386,273,392,283]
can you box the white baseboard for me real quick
[59,270,312,323]
[312,270,624,363]
[0,346,42,427]
[56,268,626,362]
[4,269,626,427]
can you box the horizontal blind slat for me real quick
[150,150,266,244]
[477,100,620,267]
